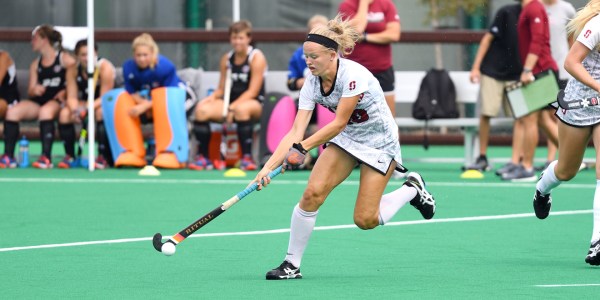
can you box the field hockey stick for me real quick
[152,165,283,254]
[76,66,100,158]
[557,89,600,110]
[221,66,233,160]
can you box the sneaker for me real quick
[0,155,17,169]
[464,155,491,172]
[501,165,537,182]
[213,159,226,171]
[239,154,257,171]
[95,156,108,169]
[189,154,214,171]
[533,189,552,219]
[405,172,436,219]
[57,155,75,169]
[32,155,53,169]
[495,162,518,176]
[585,240,600,266]
[265,260,302,280]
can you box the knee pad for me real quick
[101,88,146,167]
[151,87,189,169]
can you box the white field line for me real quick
[0,177,596,189]
[0,209,592,253]
[534,284,600,288]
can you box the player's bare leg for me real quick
[266,144,355,280]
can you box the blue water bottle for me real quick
[18,136,29,168]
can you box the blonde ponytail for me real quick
[567,0,600,42]
[309,14,360,56]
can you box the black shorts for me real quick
[372,66,395,93]
[0,88,19,105]
[30,96,60,106]
[181,83,198,117]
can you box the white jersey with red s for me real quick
[558,14,600,127]
[298,58,402,174]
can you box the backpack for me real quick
[411,68,459,149]
[412,68,459,120]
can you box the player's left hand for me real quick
[283,143,308,170]
[254,168,274,191]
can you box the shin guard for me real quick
[101,88,146,167]
[151,87,189,169]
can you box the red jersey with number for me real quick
[517,0,557,74]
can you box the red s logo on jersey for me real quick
[349,81,356,91]
[585,30,592,38]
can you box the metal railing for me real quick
[0,28,485,43]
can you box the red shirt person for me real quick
[501,0,559,181]
[517,0,557,77]
[339,0,400,116]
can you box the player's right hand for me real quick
[469,69,480,83]
[520,72,535,85]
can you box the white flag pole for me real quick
[233,0,240,22]
[86,0,96,171]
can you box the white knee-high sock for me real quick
[284,204,318,268]
[536,160,562,195]
[592,180,600,243]
[379,184,417,225]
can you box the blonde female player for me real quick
[533,0,600,265]
[252,15,436,280]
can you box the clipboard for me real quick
[505,71,559,118]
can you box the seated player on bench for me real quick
[190,20,267,171]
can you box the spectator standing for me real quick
[339,0,400,116]
[467,3,522,172]
[501,0,559,181]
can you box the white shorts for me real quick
[328,134,404,175]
